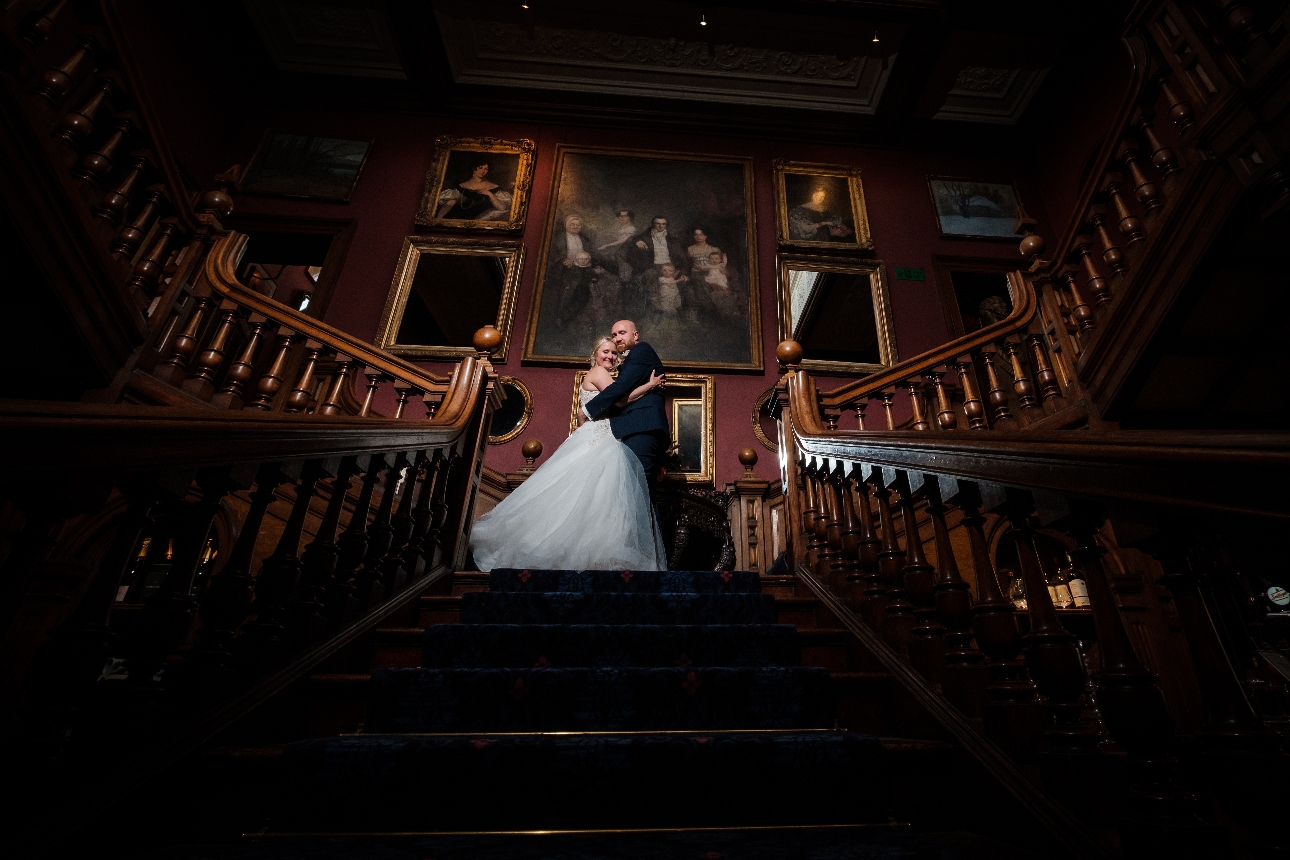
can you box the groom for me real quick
[584,319,668,477]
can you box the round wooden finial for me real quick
[1019,233,1045,260]
[776,339,803,368]
[473,325,502,354]
[198,188,234,218]
[521,438,543,466]
[738,447,758,476]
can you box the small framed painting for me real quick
[927,177,1022,240]
[241,132,372,202]
[773,160,872,251]
[415,136,536,232]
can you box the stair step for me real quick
[486,568,763,593]
[450,571,490,595]
[418,595,462,625]
[459,592,779,624]
[797,628,852,670]
[367,666,835,732]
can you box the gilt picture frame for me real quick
[926,176,1022,240]
[777,253,897,376]
[525,145,761,371]
[773,160,872,251]
[414,136,536,232]
[373,237,524,361]
[240,131,372,203]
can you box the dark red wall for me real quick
[119,2,1129,487]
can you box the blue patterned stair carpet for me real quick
[276,569,886,831]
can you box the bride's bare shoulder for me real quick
[583,366,612,390]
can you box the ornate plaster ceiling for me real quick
[243,0,407,80]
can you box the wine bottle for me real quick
[1065,557,1090,608]
[1047,564,1073,609]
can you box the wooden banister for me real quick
[816,272,1037,410]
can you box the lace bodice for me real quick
[579,387,613,444]
[579,388,598,411]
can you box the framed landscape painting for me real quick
[414,136,536,232]
[927,177,1021,240]
[523,146,761,371]
[241,132,372,202]
[773,160,872,251]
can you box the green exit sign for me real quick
[895,267,925,281]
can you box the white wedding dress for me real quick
[470,388,669,571]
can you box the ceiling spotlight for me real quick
[700,13,707,26]
[521,1,529,7]
[871,29,880,42]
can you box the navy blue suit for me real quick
[585,342,668,474]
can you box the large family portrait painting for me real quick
[523,147,761,370]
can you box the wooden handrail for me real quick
[204,233,452,392]
[816,271,1036,408]
[789,369,1290,520]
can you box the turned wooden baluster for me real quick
[1104,172,1145,245]
[192,464,288,676]
[905,380,930,431]
[821,462,851,593]
[329,454,386,625]
[870,468,912,651]
[379,451,427,595]
[318,358,362,416]
[1061,270,1095,333]
[897,474,944,682]
[182,300,242,400]
[1089,206,1127,278]
[831,461,863,609]
[1135,110,1181,186]
[810,462,842,584]
[211,316,271,410]
[799,458,823,571]
[979,350,1017,429]
[954,356,988,430]
[358,373,388,417]
[958,486,1034,740]
[1074,236,1112,308]
[1003,339,1043,424]
[393,386,425,419]
[846,465,886,625]
[1005,492,1094,750]
[93,149,149,224]
[422,453,458,570]
[403,450,443,579]
[853,401,867,430]
[925,477,986,716]
[53,72,115,147]
[242,460,328,667]
[245,332,298,411]
[1158,76,1195,133]
[75,111,133,187]
[153,291,215,386]
[128,217,180,297]
[1025,333,1065,411]
[112,184,163,258]
[353,453,406,609]
[130,468,236,683]
[283,342,328,413]
[36,28,97,103]
[22,0,71,49]
[927,371,957,430]
[291,457,360,641]
[1119,138,1163,214]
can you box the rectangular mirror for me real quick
[374,237,524,361]
[777,254,897,376]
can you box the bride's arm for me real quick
[615,369,664,407]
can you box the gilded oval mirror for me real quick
[488,376,532,445]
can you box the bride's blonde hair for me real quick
[588,336,621,372]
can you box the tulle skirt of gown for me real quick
[469,417,668,572]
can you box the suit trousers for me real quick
[620,429,669,477]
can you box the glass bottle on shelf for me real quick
[1047,564,1074,609]
[1003,568,1027,610]
[1066,556,1090,608]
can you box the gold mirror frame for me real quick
[568,370,715,484]
[752,387,779,452]
[374,237,524,361]
[776,253,898,377]
[488,376,533,445]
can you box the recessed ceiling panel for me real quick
[244,0,407,80]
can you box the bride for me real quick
[469,337,669,572]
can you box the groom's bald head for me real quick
[610,320,639,352]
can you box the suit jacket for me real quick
[624,230,689,275]
[585,342,667,439]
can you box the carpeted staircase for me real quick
[164,569,1043,859]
